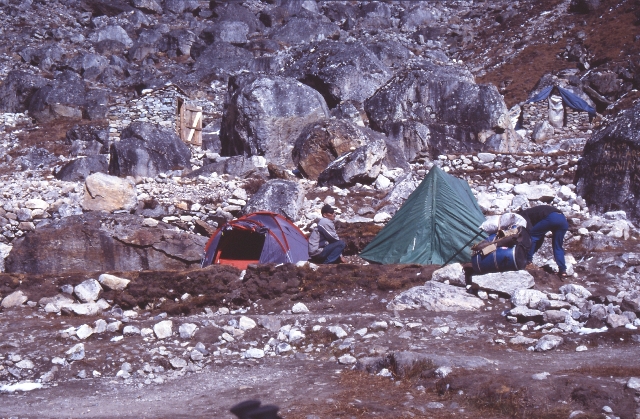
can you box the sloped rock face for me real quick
[317,137,386,187]
[56,155,109,182]
[576,102,640,222]
[292,119,370,180]
[269,17,340,46]
[220,75,330,167]
[193,42,255,83]
[365,61,517,162]
[109,122,191,178]
[5,213,207,275]
[286,40,392,107]
[27,70,105,123]
[241,180,303,221]
[0,70,47,113]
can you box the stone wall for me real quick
[107,84,216,143]
[522,100,591,133]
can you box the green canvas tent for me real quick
[360,166,485,265]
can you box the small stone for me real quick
[238,316,257,331]
[154,320,173,339]
[179,323,198,339]
[123,325,141,336]
[76,324,94,340]
[276,343,291,354]
[369,321,388,330]
[291,302,309,314]
[626,377,640,390]
[426,402,444,409]
[107,321,122,333]
[328,326,347,338]
[338,354,356,365]
[94,319,107,334]
[244,348,265,359]
[98,274,130,291]
[15,359,34,369]
[1,290,28,308]
[606,313,630,328]
[66,343,85,361]
[576,345,588,352]
[141,328,154,338]
[534,335,563,352]
[169,358,187,369]
[74,279,102,303]
[532,372,550,380]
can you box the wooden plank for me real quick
[186,111,202,144]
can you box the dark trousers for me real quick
[528,212,568,272]
[317,240,346,264]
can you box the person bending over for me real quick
[308,204,346,264]
[517,204,569,278]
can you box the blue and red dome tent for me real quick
[201,212,309,270]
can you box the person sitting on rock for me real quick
[517,204,569,278]
[308,204,347,264]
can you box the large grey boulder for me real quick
[317,137,386,187]
[89,25,133,48]
[220,75,330,167]
[0,70,47,113]
[66,124,110,157]
[365,61,518,162]
[286,41,392,107]
[193,42,254,83]
[26,72,108,123]
[431,263,466,287]
[56,156,109,182]
[388,281,484,312]
[241,180,304,221]
[622,290,640,313]
[82,173,137,212]
[269,17,340,46]
[109,122,191,178]
[472,271,535,295]
[209,2,265,34]
[5,213,207,275]
[576,102,640,222]
[292,119,369,180]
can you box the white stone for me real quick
[179,323,198,339]
[141,328,154,337]
[626,377,640,390]
[532,372,550,380]
[170,358,187,369]
[373,212,392,223]
[98,274,130,291]
[238,316,257,331]
[66,343,85,361]
[107,321,122,333]
[15,359,34,369]
[576,345,588,352]
[389,282,484,312]
[74,279,102,303]
[123,325,141,336]
[291,302,309,314]
[76,324,94,340]
[374,174,391,190]
[328,326,347,338]
[1,290,28,308]
[477,153,496,163]
[510,289,547,308]
[338,354,357,364]
[154,320,173,339]
[288,329,305,343]
[25,199,49,210]
[513,183,555,201]
[534,335,563,352]
[244,348,265,359]
[472,271,535,295]
[142,218,159,227]
[431,263,466,287]
[93,319,107,334]
[68,302,102,316]
[369,321,388,330]
[559,284,591,299]
[276,343,292,354]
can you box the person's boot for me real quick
[230,400,262,419]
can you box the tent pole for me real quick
[441,230,486,267]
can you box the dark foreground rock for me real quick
[109,121,192,178]
[5,213,207,274]
[576,102,640,222]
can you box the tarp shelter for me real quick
[201,212,308,270]
[526,85,596,117]
[360,166,486,265]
